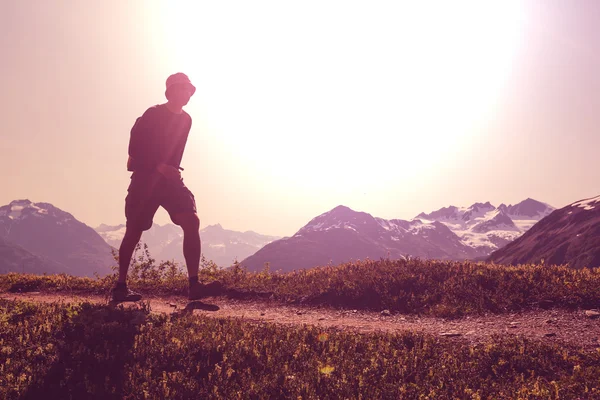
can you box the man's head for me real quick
[165,73,196,107]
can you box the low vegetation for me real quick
[1,244,599,317]
[1,299,599,399]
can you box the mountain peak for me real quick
[9,199,33,206]
[520,198,542,206]
[0,200,77,223]
[416,205,459,220]
[317,205,360,221]
[505,198,554,218]
[0,200,114,276]
[204,223,224,230]
[1,200,43,220]
[296,205,377,236]
[467,201,495,210]
[330,205,354,213]
[462,202,496,222]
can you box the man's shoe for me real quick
[188,281,223,301]
[111,286,142,302]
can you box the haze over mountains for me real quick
[240,199,555,272]
[0,199,279,274]
[96,223,280,268]
[2,195,598,275]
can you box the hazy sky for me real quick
[1,1,599,237]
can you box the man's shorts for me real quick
[125,171,197,231]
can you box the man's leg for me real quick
[172,212,201,279]
[117,227,144,283]
[111,226,145,302]
[167,181,222,299]
[115,172,160,301]
[172,211,222,300]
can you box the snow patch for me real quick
[511,219,539,231]
[9,205,24,219]
[572,195,600,211]
[310,222,326,230]
[2,202,47,220]
[102,226,127,242]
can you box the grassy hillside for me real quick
[2,254,600,317]
[2,255,600,398]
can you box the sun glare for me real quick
[158,1,526,192]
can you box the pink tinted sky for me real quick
[1,1,599,237]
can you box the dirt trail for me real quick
[2,292,600,351]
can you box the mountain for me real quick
[416,198,554,254]
[97,223,181,258]
[0,200,115,276]
[240,205,481,272]
[240,199,554,272]
[95,223,280,268]
[498,198,554,218]
[0,236,66,274]
[488,195,600,268]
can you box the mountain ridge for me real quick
[95,222,280,268]
[488,194,600,268]
[0,199,115,276]
[240,198,554,272]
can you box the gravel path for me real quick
[3,292,600,351]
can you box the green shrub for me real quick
[2,249,600,317]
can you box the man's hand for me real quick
[156,163,182,183]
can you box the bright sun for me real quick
[157,1,526,194]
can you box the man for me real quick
[111,72,222,302]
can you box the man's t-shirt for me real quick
[127,104,192,172]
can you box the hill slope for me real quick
[0,200,115,276]
[488,194,600,268]
[0,236,65,274]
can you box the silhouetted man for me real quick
[112,73,221,302]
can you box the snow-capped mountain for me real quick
[240,199,554,272]
[416,198,554,254]
[95,223,280,268]
[241,205,482,272]
[489,195,600,268]
[0,200,116,276]
[498,198,554,219]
